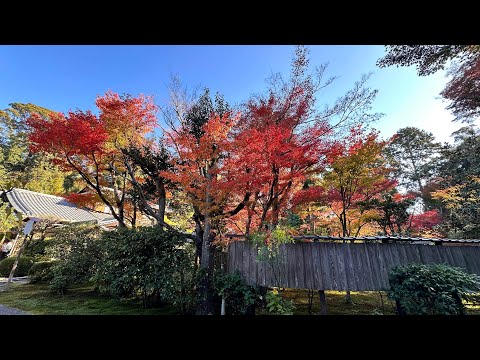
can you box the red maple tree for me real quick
[27,91,158,227]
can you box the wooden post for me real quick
[318,290,328,315]
[220,257,226,315]
[5,219,36,291]
[5,233,32,290]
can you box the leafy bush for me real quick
[388,263,480,315]
[23,237,48,259]
[93,227,195,311]
[0,256,35,277]
[213,271,260,315]
[265,289,295,315]
[45,224,102,294]
[28,260,58,283]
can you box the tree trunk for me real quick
[118,203,125,226]
[259,205,269,231]
[245,192,259,236]
[388,222,395,235]
[245,213,253,236]
[307,289,314,315]
[131,202,137,228]
[193,216,204,263]
[258,168,278,231]
[340,211,353,303]
[340,211,348,238]
[157,180,166,231]
[271,198,279,228]
[271,171,280,227]
[196,164,216,315]
[308,204,315,233]
[196,227,216,315]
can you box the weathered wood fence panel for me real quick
[227,241,480,291]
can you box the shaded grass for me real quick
[263,288,480,315]
[2,283,479,315]
[0,283,177,315]
[257,289,396,315]
[286,289,396,315]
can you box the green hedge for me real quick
[94,227,195,310]
[0,256,35,277]
[28,260,58,283]
[388,263,480,315]
[45,224,102,294]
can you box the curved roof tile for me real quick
[4,188,116,225]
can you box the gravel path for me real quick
[0,304,30,315]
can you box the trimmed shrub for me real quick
[388,263,480,315]
[0,256,35,277]
[23,238,47,259]
[93,227,195,311]
[45,224,102,294]
[28,260,58,283]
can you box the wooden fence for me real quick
[227,241,480,291]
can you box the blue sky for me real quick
[1,45,476,143]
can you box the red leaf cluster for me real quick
[96,90,157,146]
[64,192,102,210]
[27,110,108,158]
[409,210,442,231]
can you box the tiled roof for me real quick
[3,188,117,225]
[291,235,480,244]
[225,234,480,244]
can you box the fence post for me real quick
[220,253,226,316]
[319,290,328,315]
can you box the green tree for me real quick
[377,45,479,76]
[384,127,441,207]
[359,189,415,235]
[439,126,480,181]
[0,151,6,190]
[0,103,67,194]
[121,140,174,230]
[322,130,395,237]
[0,199,22,237]
[432,126,480,238]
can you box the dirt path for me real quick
[0,304,30,315]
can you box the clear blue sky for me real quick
[1,45,476,143]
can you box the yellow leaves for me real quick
[360,208,382,222]
[96,91,158,150]
[432,186,463,208]
[432,176,480,209]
